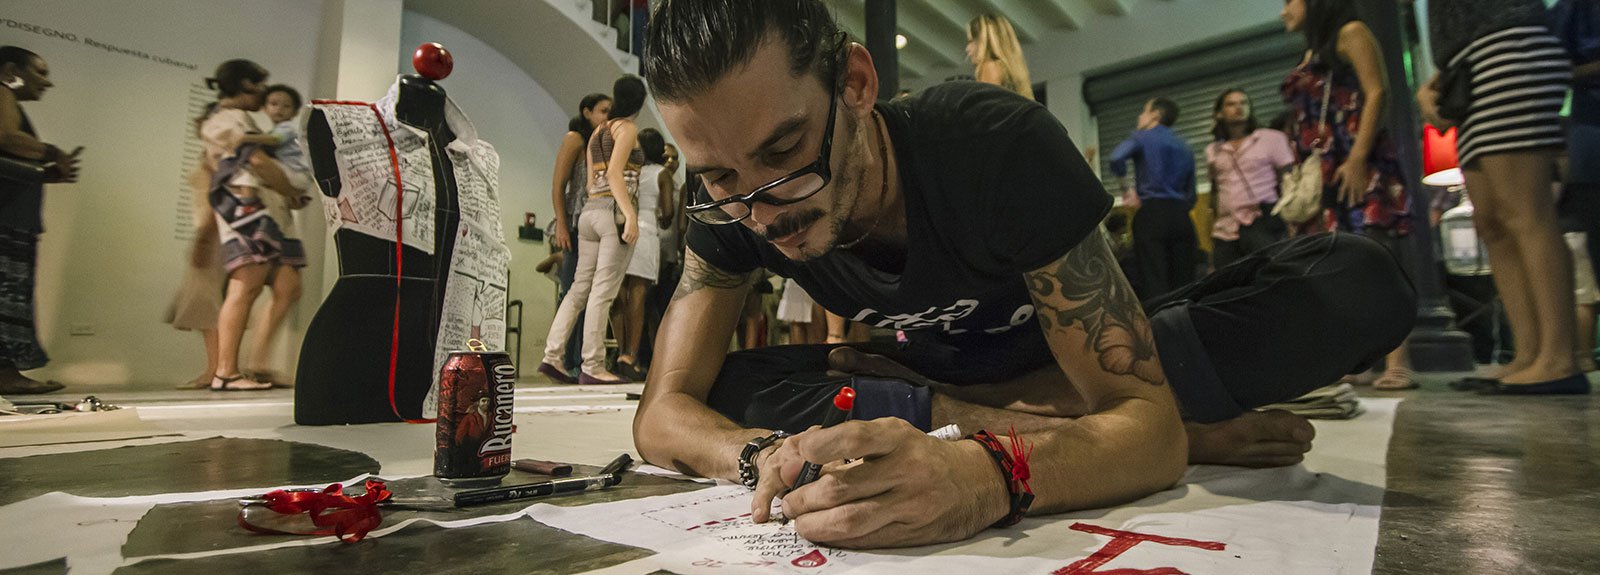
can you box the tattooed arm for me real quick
[1014,227,1188,512]
[765,231,1187,549]
[633,247,764,480]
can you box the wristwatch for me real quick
[737,431,789,489]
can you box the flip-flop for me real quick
[1373,367,1417,391]
[211,374,272,391]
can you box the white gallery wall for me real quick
[398,11,571,369]
[1,0,328,385]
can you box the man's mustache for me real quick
[763,208,826,241]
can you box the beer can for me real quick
[435,345,516,487]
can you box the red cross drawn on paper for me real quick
[1052,522,1228,575]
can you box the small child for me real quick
[241,84,312,202]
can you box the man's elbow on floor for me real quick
[1108,404,1190,498]
[1149,418,1189,491]
[630,399,673,469]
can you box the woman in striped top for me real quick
[1419,0,1586,394]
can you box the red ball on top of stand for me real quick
[412,42,453,81]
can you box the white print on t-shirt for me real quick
[849,300,1034,334]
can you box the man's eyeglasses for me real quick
[685,56,842,226]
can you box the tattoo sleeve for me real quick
[673,250,757,302]
[1025,229,1165,386]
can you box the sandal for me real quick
[1372,366,1418,391]
[613,359,646,382]
[211,373,272,391]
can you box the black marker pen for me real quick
[453,453,633,507]
[789,386,855,490]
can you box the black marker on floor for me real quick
[453,453,633,507]
[789,386,855,490]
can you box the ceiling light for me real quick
[896,34,907,50]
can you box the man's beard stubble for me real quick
[763,111,867,261]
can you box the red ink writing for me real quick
[1053,522,1226,575]
[792,549,828,568]
[686,512,754,531]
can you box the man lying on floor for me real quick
[627,0,1415,550]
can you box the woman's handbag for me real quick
[1274,76,1333,225]
[1435,61,1473,125]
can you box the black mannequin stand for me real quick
[295,44,465,425]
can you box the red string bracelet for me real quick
[967,426,1035,528]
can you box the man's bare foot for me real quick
[825,347,935,385]
[1186,410,1314,468]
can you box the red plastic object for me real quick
[833,386,856,411]
[412,42,453,81]
[1422,124,1462,186]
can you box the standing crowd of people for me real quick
[0,50,312,395]
[2,0,1594,410]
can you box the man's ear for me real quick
[841,43,879,115]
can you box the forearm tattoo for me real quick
[673,252,756,302]
[1025,229,1165,386]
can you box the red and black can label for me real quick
[435,349,515,486]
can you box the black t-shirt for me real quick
[688,82,1110,347]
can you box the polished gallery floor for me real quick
[0,371,1593,574]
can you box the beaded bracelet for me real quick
[967,428,1034,528]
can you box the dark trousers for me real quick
[1559,184,1600,276]
[1133,199,1198,299]
[704,232,1416,431]
[1211,208,1288,271]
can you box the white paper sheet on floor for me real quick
[0,409,178,448]
[529,398,1399,575]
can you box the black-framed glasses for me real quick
[686,56,842,225]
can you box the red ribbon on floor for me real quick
[310,100,433,424]
[237,480,393,543]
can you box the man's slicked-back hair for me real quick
[645,0,847,103]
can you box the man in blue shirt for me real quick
[1110,97,1197,298]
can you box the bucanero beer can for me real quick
[435,343,515,487]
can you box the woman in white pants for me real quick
[539,76,646,385]
[609,128,673,380]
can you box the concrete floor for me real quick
[1371,374,1600,575]
[1,372,1595,574]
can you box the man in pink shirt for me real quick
[1206,89,1297,270]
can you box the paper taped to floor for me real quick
[529,398,1398,575]
[0,408,178,448]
